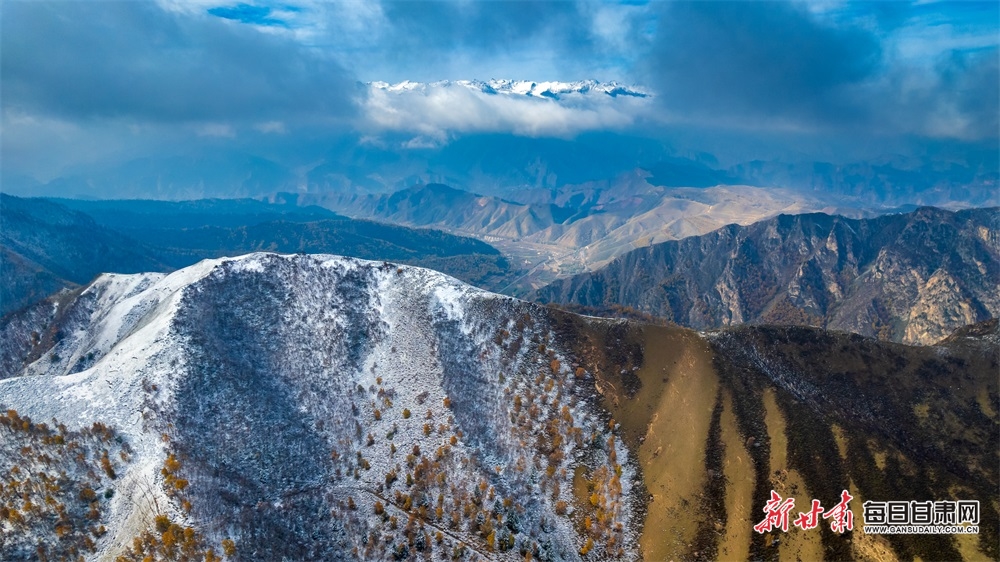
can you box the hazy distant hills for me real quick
[0,195,171,314]
[7,193,996,346]
[1,253,995,560]
[308,180,883,292]
[7,135,994,297]
[6,133,995,209]
[20,151,299,200]
[310,183,574,240]
[52,196,344,230]
[0,195,514,316]
[733,155,1000,207]
[536,207,1000,345]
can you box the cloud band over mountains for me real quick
[363,80,652,142]
[647,1,999,141]
[1,0,997,179]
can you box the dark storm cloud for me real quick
[2,0,996,185]
[371,1,601,80]
[645,1,999,141]
[921,47,999,138]
[1,1,356,124]
[647,1,881,127]
[383,0,580,48]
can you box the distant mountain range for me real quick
[8,190,995,348]
[369,79,650,99]
[6,193,996,348]
[1,253,995,560]
[536,206,1000,345]
[0,195,514,316]
[1,195,172,315]
[303,181,857,291]
[5,132,995,210]
[732,156,1000,206]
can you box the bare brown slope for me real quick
[548,311,998,561]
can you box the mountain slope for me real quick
[50,196,344,230]
[305,181,844,292]
[315,183,569,240]
[703,322,999,561]
[0,254,640,560]
[535,207,1000,344]
[1,196,515,316]
[1,253,996,561]
[0,194,172,315]
[51,197,513,289]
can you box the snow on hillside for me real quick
[0,253,640,560]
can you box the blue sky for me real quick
[2,0,997,180]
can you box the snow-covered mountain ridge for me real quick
[1,253,996,561]
[369,79,649,99]
[0,253,640,560]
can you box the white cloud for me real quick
[361,81,652,140]
[154,0,219,16]
[891,24,999,62]
[196,123,236,138]
[254,121,287,134]
[402,136,442,150]
[584,2,654,54]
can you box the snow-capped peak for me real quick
[369,79,650,99]
[0,252,638,560]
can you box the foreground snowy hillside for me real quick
[1,253,996,561]
[0,253,638,560]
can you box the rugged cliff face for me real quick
[1,253,996,561]
[535,207,1000,345]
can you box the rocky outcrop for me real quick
[536,207,1000,344]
